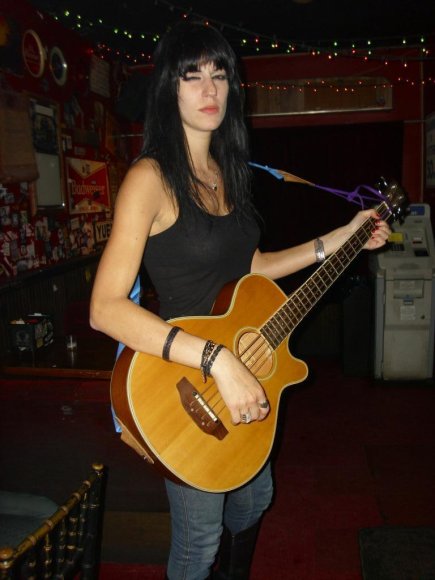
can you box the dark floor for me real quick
[1,356,435,579]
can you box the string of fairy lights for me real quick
[46,0,435,89]
[48,0,432,60]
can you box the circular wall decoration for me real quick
[49,46,68,86]
[22,29,45,78]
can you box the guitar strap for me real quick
[248,162,386,208]
[112,276,142,433]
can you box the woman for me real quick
[90,20,390,580]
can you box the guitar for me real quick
[111,179,407,492]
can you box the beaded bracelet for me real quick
[162,326,182,361]
[200,340,216,382]
[200,340,225,382]
[204,343,225,378]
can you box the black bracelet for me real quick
[162,326,182,361]
[200,340,216,382]
[204,343,225,378]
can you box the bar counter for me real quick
[1,333,118,380]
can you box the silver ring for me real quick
[240,411,252,424]
[258,400,269,409]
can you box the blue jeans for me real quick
[165,462,273,580]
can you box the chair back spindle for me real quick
[0,463,105,579]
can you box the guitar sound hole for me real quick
[237,331,273,378]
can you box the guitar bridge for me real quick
[176,378,228,440]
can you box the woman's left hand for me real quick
[348,209,391,251]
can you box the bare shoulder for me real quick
[118,158,163,205]
[127,157,161,182]
[114,157,176,235]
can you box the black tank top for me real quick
[143,207,260,320]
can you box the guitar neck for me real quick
[261,200,390,349]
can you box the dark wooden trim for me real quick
[1,334,117,380]
[0,253,103,295]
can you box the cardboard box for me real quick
[9,313,54,351]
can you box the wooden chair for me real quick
[0,463,105,579]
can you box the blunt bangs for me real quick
[177,48,233,79]
[160,21,236,81]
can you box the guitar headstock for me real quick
[376,177,409,223]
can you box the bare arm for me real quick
[91,160,171,352]
[251,208,391,280]
[90,159,269,424]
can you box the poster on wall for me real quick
[90,54,111,98]
[426,113,435,188]
[0,91,38,183]
[66,157,110,214]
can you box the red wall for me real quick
[107,38,434,210]
[1,0,95,106]
[241,51,427,204]
[0,0,129,280]
[1,0,434,284]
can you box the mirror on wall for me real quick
[30,97,65,208]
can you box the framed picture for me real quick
[29,97,65,208]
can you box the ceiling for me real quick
[28,0,435,61]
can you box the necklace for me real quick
[209,170,219,193]
[195,161,219,193]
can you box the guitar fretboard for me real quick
[261,201,390,350]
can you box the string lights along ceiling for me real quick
[28,0,435,64]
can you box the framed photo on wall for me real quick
[29,97,65,208]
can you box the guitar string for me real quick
[197,204,389,419]
[198,216,380,418]
[199,335,273,418]
[201,230,377,418]
[228,212,382,373]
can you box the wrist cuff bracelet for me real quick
[162,326,182,361]
[314,237,325,263]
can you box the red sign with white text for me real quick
[66,158,111,214]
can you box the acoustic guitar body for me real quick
[111,273,308,492]
[111,178,408,492]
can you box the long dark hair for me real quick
[139,20,253,220]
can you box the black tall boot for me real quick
[213,522,260,580]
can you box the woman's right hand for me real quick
[210,347,270,425]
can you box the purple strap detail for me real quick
[249,161,386,209]
[313,184,385,209]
